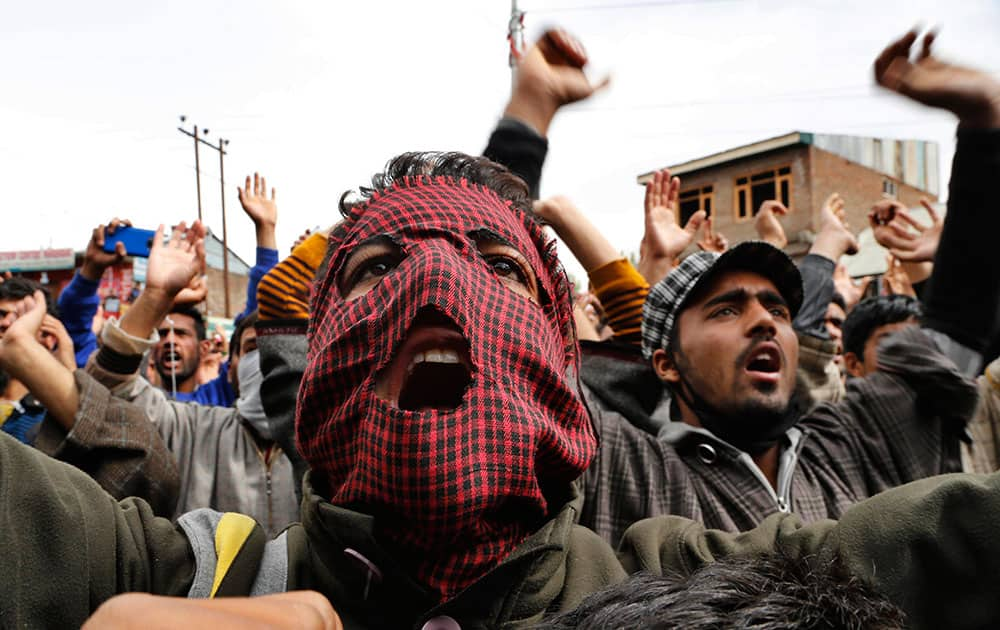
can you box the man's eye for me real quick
[770,307,790,319]
[486,255,528,285]
[711,306,737,318]
[351,255,399,286]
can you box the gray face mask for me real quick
[235,350,275,440]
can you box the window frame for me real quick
[733,165,793,222]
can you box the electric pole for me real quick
[177,117,233,318]
[508,0,525,91]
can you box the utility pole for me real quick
[217,136,231,319]
[177,117,204,221]
[177,116,232,317]
[508,0,525,91]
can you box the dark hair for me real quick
[168,305,206,340]
[830,290,847,312]
[545,553,904,630]
[842,295,922,361]
[321,151,542,293]
[338,151,534,219]
[230,309,258,359]
[0,277,58,317]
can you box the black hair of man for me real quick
[169,304,206,341]
[0,277,58,317]
[327,151,538,281]
[340,152,534,219]
[842,295,922,362]
[230,309,258,360]
[544,553,904,630]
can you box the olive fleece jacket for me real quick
[5,429,1000,628]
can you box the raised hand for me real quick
[696,217,729,254]
[238,173,277,228]
[754,201,789,249]
[81,218,132,282]
[874,29,1000,128]
[640,169,705,262]
[505,28,610,136]
[173,274,208,306]
[811,192,858,260]
[144,222,207,299]
[0,291,48,368]
[40,314,76,370]
[869,198,942,263]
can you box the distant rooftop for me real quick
[637,131,939,195]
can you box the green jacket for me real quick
[4,429,1000,629]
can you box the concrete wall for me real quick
[206,267,249,319]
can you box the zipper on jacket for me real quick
[736,428,805,513]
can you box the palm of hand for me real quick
[642,206,692,259]
[147,246,199,295]
[242,196,277,225]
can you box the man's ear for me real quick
[842,351,865,378]
[652,348,681,385]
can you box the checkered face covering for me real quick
[298,175,597,601]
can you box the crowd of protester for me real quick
[0,25,998,629]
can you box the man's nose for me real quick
[746,300,779,336]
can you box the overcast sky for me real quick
[3,0,998,281]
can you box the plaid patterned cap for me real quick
[641,241,803,360]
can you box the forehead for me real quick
[160,313,198,331]
[337,183,535,253]
[684,269,782,310]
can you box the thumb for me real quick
[684,211,707,234]
[17,290,49,334]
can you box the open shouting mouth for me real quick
[374,308,474,411]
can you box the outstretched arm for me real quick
[484,28,608,198]
[875,29,1000,370]
[236,172,280,320]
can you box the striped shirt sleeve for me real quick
[257,233,329,321]
[588,258,650,347]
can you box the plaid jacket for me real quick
[579,326,978,544]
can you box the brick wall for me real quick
[808,146,936,239]
[673,144,936,258]
[674,145,812,248]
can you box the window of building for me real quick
[678,185,713,224]
[734,166,792,221]
[882,178,898,197]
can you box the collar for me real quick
[299,473,586,627]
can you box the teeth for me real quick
[408,348,461,371]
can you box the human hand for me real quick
[0,290,48,370]
[874,29,1000,128]
[696,218,729,254]
[40,314,76,370]
[868,197,941,263]
[82,591,342,630]
[810,193,858,260]
[641,169,705,261]
[833,263,864,311]
[532,195,579,229]
[81,218,132,282]
[754,201,788,249]
[144,222,206,302]
[238,172,278,228]
[173,274,208,306]
[505,28,610,136]
[292,228,313,251]
[883,255,917,297]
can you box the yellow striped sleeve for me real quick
[588,258,650,347]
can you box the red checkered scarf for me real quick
[297,175,597,601]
